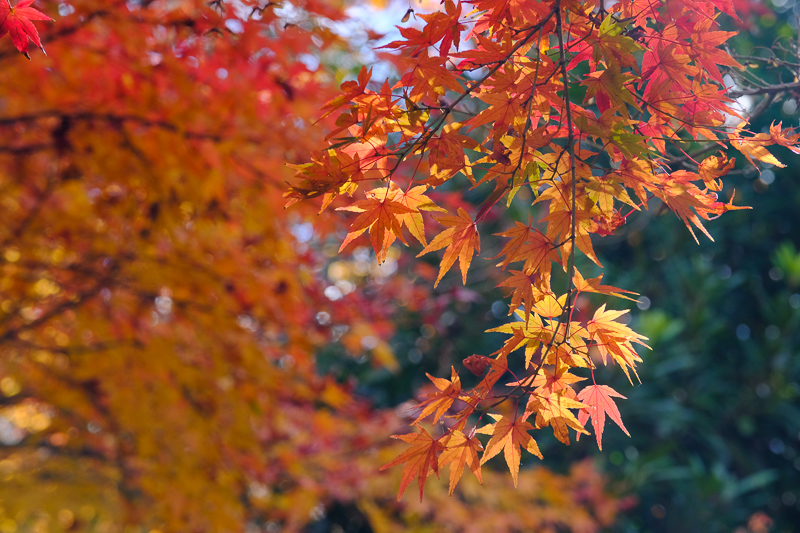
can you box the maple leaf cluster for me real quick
[289,0,800,499]
[0,0,629,530]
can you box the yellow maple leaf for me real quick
[477,414,542,487]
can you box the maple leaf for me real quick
[576,385,630,450]
[641,27,698,92]
[392,184,447,247]
[532,293,567,319]
[597,16,645,68]
[402,52,464,102]
[652,173,719,243]
[466,90,525,131]
[768,122,800,154]
[417,207,480,287]
[585,305,649,384]
[731,122,787,170]
[427,129,478,185]
[492,222,531,270]
[497,270,547,323]
[698,152,735,192]
[319,66,372,120]
[573,270,639,302]
[688,20,742,84]
[487,311,553,366]
[0,0,52,58]
[477,414,542,487]
[525,392,588,445]
[337,183,446,260]
[582,68,641,113]
[339,126,391,179]
[286,149,362,211]
[493,219,560,276]
[585,174,638,215]
[438,430,483,495]
[380,428,444,501]
[542,208,601,267]
[337,190,414,263]
[382,1,462,59]
[414,366,462,424]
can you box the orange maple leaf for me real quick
[493,219,560,276]
[641,28,697,92]
[542,209,601,267]
[286,149,362,211]
[648,171,718,243]
[698,152,735,192]
[487,311,553,366]
[0,0,52,58]
[427,129,478,186]
[730,122,786,169]
[576,384,630,450]
[438,430,483,495]
[319,66,371,120]
[532,292,567,319]
[525,392,588,445]
[380,428,444,501]
[497,270,547,323]
[477,414,542,487]
[688,20,742,84]
[573,270,639,302]
[418,207,480,287]
[337,190,414,263]
[392,184,447,247]
[585,305,649,383]
[414,366,462,424]
[768,122,800,154]
[582,68,640,112]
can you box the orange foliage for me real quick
[290,0,800,500]
[0,0,624,531]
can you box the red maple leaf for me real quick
[0,0,51,58]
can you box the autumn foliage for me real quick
[2,0,796,528]
[289,0,800,501]
[0,0,627,531]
